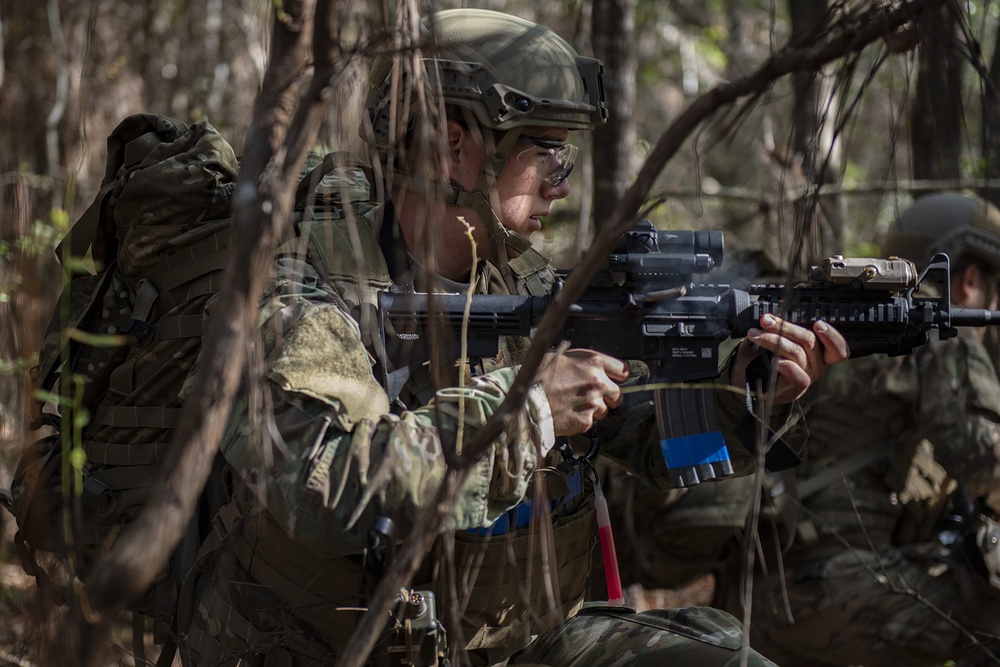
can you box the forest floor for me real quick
[0,510,175,667]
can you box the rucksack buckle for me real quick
[119,317,154,347]
[82,475,117,516]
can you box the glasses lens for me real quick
[517,140,578,186]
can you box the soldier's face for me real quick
[488,128,573,241]
[952,265,998,342]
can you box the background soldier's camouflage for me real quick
[715,193,1000,666]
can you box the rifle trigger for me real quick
[746,352,773,392]
[554,428,601,467]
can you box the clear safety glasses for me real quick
[516,137,579,186]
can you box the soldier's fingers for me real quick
[565,349,630,382]
[772,357,812,400]
[746,328,809,370]
[760,314,820,351]
[813,320,850,364]
[595,352,630,382]
[760,314,837,379]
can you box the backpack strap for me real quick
[507,247,556,297]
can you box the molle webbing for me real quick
[92,405,184,429]
[56,229,234,556]
[83,440,171,467]
[76,227,232,537]
[445,499,596,655]
[507,247,556,298]
[231,509,366,648]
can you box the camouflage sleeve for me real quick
[915,335,1000,499]
[220,296,555,559]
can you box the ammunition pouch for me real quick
[893,440,958,546]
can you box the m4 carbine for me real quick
[378,220,1000,486]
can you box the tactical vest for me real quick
[185,168,596,666]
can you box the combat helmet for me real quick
[362,9,607,287]
[883,192,1000,273]
[364,9,606,147]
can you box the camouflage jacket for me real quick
[795,328,1000,553]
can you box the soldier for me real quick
[716,192,1000,666]
[178,9,847,666]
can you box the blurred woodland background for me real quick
[2,0,1000,664]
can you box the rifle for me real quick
[378,220,1000,486]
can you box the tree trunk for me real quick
[590,0,637,237]
[789,0,845,265]
[981,18,1000,208]
[910,2,964,191]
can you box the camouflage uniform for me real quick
[717,306,1000,664]
[177,183,796,665]
[178,9,803,666]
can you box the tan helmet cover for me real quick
[363,9,606,150]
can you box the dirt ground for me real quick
[0,512,175,667]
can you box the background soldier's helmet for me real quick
[363,8,607,150]
[882,192,1000,272]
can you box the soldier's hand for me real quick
[730,315,849,404]
[538,349,629,436]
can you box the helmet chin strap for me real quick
[446,127,533,292]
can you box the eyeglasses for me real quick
[516,137,578,186]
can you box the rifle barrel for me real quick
[950,309,1000,327]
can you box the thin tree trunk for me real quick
[789,0,845,264]
[590,0,637,235]
[911,1,964,191]
[981,17,1000,208]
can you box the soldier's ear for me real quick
[446,120,465,157]
[955,262,987,304]
[446,120,486,190]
